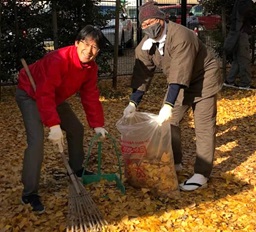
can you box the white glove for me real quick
[48,125,64,152]
[94,127,108,137]
[123,102,136,118]
[157,104,173,126]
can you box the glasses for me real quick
[80,40,100,53]
[141,18,159,29]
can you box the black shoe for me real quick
[21,194,45,214]
[75,168,95,178]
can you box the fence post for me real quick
[181,0,187,27]
[136,0,143,44]
[112,0,120,89]
[251,28,255,64]
[0,1,2,100]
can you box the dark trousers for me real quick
[226,32,251,87]
[15,88,84,196]
[170,95,217,178]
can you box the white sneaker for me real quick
[238,85,256,90]
[179,173,208,191]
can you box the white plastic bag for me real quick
[116,112,180,198]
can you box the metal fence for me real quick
[100,1,221,78]
[102,1,255,79]
[1,1,255,85]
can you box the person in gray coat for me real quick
[123,0,223,191]
[224,0,256,90]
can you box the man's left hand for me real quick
[94,127,108,137]
[157,104,173,125]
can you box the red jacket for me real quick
[18,45,104,128]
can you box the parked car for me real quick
[159,4,221,31]
[99,5,134,55]
[159,4,201,30]
[189,4,221,30]
[159,4,193,22]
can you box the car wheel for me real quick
[198,24,205,31]
[126,27,134,48]
[102,33,114,52]
[118,31,125,56]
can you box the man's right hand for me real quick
[123,102,136,118]
[48,125,64,152]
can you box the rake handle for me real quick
[60,152,81,195]
[20,58,36,91]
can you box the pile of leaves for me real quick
[0,72,255,232]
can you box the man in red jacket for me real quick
[15,25,108,213]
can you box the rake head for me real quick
[67,179,107,232]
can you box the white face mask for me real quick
[252,0,256,3]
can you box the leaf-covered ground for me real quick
[0,73,255,232]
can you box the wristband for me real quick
[130,89,144,106]
[165,84,181,106]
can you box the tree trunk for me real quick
[221,6,227,81]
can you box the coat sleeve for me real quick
[237,0,252,17]
[79,65,104,128]
[131,37,156,92]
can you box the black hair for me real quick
[76,25,105,50]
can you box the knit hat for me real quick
[139,0,165,24]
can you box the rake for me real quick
[21,58,107,231]
[61,152,107,232]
